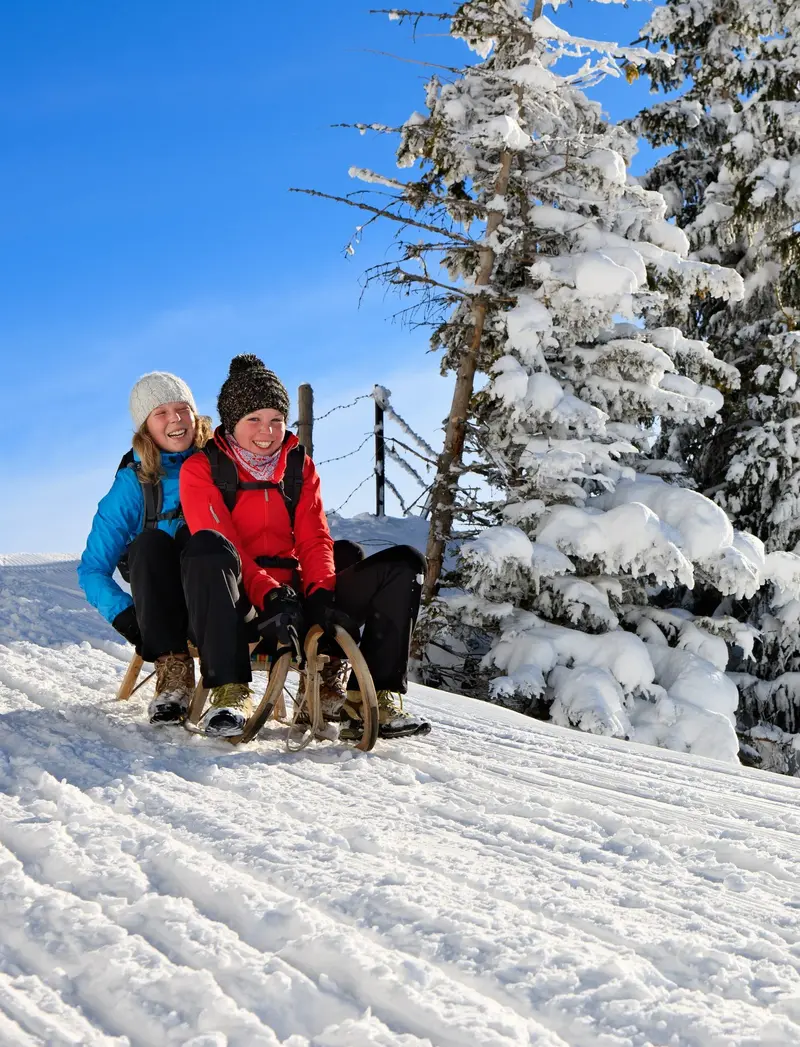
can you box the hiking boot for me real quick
[148,653,195,726]
[340,690,432,741]
[320,657,351,720]
[294,657,350,725]
[201,683,253,738]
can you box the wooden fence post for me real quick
[298,384,314,457]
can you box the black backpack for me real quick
[202,441,306,573]
[202,441,306,525]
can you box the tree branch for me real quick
[360,48,460,73]
[290,187,475,245]
[332,122,403,135]
[377,266,471,299]
[369,8,452,18]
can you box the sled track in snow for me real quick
[1,560,800,1045]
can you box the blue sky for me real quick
[0,0,665,551]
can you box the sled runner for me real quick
[115,625,379,752]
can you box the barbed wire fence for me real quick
[292,383,437,518]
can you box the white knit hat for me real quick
[129,372,198,430]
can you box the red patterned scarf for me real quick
[226,433,282,481]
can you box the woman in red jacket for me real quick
[179,354,431,740]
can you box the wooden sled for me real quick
[187,624,378,752]
[116,626,379,753]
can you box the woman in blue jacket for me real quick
[79,372,211,724]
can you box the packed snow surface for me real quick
[1,554,800,1046]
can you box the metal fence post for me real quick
[374,399,385,517]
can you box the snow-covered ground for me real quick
[1,555,800,1047]
[327,513,431,557]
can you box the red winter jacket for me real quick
[180,428,335,610]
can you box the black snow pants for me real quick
[180,529,425,693]
[126,527,191,662]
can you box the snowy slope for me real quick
[1,558,800,1047]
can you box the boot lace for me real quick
[320,657,349,704]
[209,683,252,710]
[156,655,192,696]
[377,690,403,715]
[342,690,404,722]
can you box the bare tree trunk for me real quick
[421,150,514,605]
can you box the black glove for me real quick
[258,585,304,660]
[305,587,360,643]
[112,605,142,651]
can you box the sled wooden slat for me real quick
[116,654,144,701]
[331,624,379,753]
[234,651,293,745]
[186,682,209,726]
[274,691,287,721]
[285,627,326,754]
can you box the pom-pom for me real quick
[229,354,265,375]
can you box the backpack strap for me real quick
[203,441,306,526]
[204,442,240,514]
[281,445,306,527]
[141,477,162,529]
[117,447,181,530]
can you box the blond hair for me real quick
[132,414,213,485]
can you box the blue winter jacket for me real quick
[78,448,195,624]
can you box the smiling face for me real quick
[232,408,287,455]
[145,401,196,452]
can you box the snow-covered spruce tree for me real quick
[429,2,759,763]
[636,0,800,769]
[637,0,800,545]
[297,1,800,763]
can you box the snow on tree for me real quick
[294,1,800,765]
[637,0,800,545]
[636,0,800,768]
